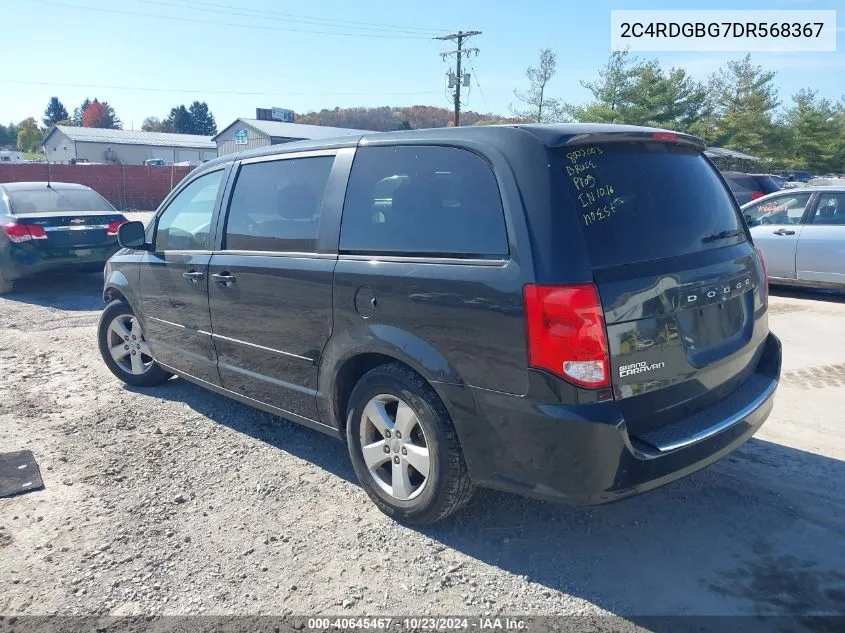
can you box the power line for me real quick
[164,0,447,35]
[435,31,481,126]
[465,56,489,112]
[0,78,442,97]
[29,0,436,39]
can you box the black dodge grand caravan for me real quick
[98,124,781,524]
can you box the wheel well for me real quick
[334,353,404,430]
[104,287,127,304]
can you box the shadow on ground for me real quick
[1,272,104,311]
[771,286,845,304]
[133,376,845,626]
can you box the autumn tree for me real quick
[511,48,565,123]
[141,117,166,132]
[82,99,122,129]
[42,97,69,128]
[72,98,92,126]
[17,118,42,153]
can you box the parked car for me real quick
[807,177,843,187]
[742,186,845,290]
[98,124,781,524]
[721,172,783,205]
[0,182,128,294]
[144,158,166,167]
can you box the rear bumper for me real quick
[443,332,781,505]
[0,242,119,280]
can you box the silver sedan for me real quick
[742,186,845,290]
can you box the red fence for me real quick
[0,164,193,211]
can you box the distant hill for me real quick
[295,106,524,131]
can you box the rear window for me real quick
[557,143,744,268]
[8,188,114,213]
[751,175,782,194]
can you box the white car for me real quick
[742,187,845,290]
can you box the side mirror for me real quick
[117,221,149,250]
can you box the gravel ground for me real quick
[0,275,843,624]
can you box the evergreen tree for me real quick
[42,97,69,128]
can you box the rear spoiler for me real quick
[564,130,706,153]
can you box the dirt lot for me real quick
[0,275,843,624]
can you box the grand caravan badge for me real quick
[619,360,666,378]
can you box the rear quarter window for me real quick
[339,145,509,258]
[557,143,745,268]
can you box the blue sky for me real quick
[3,0,843,130]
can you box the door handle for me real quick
[212,272,237,286]
[182,270,205,284]
[773,228,796,236]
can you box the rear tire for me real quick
[98,299,172,387]
[346,362,474,524]
[0,269,13,295]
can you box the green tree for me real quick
[0,122,20,147]
[785,89,839,173]
[708,54,780,156]
[511,48,565,123]
[72,98,92,126]
[163,105,192,133]
[627,63,711,132]
[42,96,69,128]
[187,101,217,135]
[567,50,645,123]
[17,117,42,152]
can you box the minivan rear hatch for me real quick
[553,135,769,435]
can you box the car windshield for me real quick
[8,188,114,213]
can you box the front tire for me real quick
[346,362,474,524]
[97,300,172,387]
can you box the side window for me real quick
[745,193,811,226]
[224,155,335,252]
[811,193,845,225]
[155,170,223,251]
[340,146,508,257]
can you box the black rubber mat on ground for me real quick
[0,450,44,497]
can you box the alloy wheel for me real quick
[106,314,153,375]
[359,394,431,501]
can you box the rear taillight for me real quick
[523,283,610,389]
[750,192,765,200]
[2,223,47,243]
[107,219,128,236]
[756,248,769,305]
[27,225,47,239]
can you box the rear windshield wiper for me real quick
[701,229,745,244]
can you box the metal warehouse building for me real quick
[42,126,217,165]
[214,118,369,157]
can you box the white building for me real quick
[214,116,370,157]
[42,126,217,165]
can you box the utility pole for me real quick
[435,30,480,127]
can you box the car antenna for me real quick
[43,141,52,188]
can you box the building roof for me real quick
[213,118,372,142]
[704,147,761,161]
[44,126,215,149]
